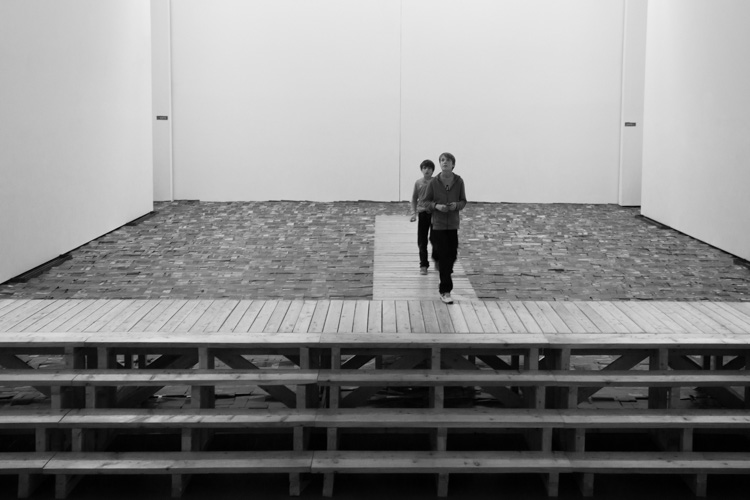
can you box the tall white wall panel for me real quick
[170,0,627,203]
[642,1,750,261]
[399,0,624,203]
[170,0,401,201]
[0,1,153,283]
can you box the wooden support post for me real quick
[191,347,215,409]
[676,428,706,497]
[511,354,520,370]
[171,428,195,498]
[60,347,85,409]
[524,348,545,409]
[85,347,117,409]
[430,347,445,410]
[71,428,84,452]
[548,348,570,409]
[323,347,341,498]
[176,348,215,498]
[428,347,449,497]
[745,356,750,409]
[649,348,670,409]
[17,473,43,499]
[55,474,82,500]
[685,474,708,498]
[568,427,593,496]
[292,347,311,497]
[18,427,49,498]
[679,428,693,452]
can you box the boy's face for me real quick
[421,167,434,178]
[439,156,454,173]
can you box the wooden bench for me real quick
[2,328,749,499]
[0,370,319,498]
[0,369,319,410]
[20,450,312,499]
[317,369,750,498]
[311,450,750,497]
[0,452,56,498]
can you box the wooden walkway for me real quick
[373,215,477,301]
[1,298,749,335]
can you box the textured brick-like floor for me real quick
[1,201,748,301]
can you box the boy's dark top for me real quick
[425,173,467,230]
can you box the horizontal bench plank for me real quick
[0,409,68,427]
[0,369,319,386]
[43,451,314,474]
[313,451,750,474]
[318,369,750,387]
[314,408,750,429]
[544,333,750,349]
[2,331,749,351]
[2,368,746,389]
[559,409,750,428]
[2,408,748,431]
[0,453,55,473]
[58,408,316,428]
[319,333,548,349]
[311,451,572,473]
[81,332,323,348]
[566,452,750,473]
[314,408,565,428]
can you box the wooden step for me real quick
[312,450,571,473]
[0,369,319,387]
[2,408,748,431]
[43,451,314,474]
[57,408,316,428]
[0,453,55,473]
[312,450,750,474]
[318,369,750,387]
[314,407,564,428]
[313,408,750,429]
[566,451,750,473]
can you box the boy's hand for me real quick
[448,202,457,211]
[410,215,416,222]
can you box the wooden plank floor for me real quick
[1,298,749,335]
[373,215,478,301]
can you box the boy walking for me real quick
[410,159,435,275]
[424,152,467,304]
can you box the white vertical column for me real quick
[151,0,174,201]
[618,0,648,206]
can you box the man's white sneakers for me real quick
[440,293,453,304]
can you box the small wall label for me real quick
[624,122,636,127]
[156,116,169,120]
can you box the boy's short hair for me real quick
[419,159,435,171]
[439,152,456,166]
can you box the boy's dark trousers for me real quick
[431,229,458,294]
[417,211,432,268]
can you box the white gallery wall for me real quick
[400,0,624,203]
[642,1,750,261]
[167,0,634,203]
[170,0,401,201]
[0,1,153,284]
